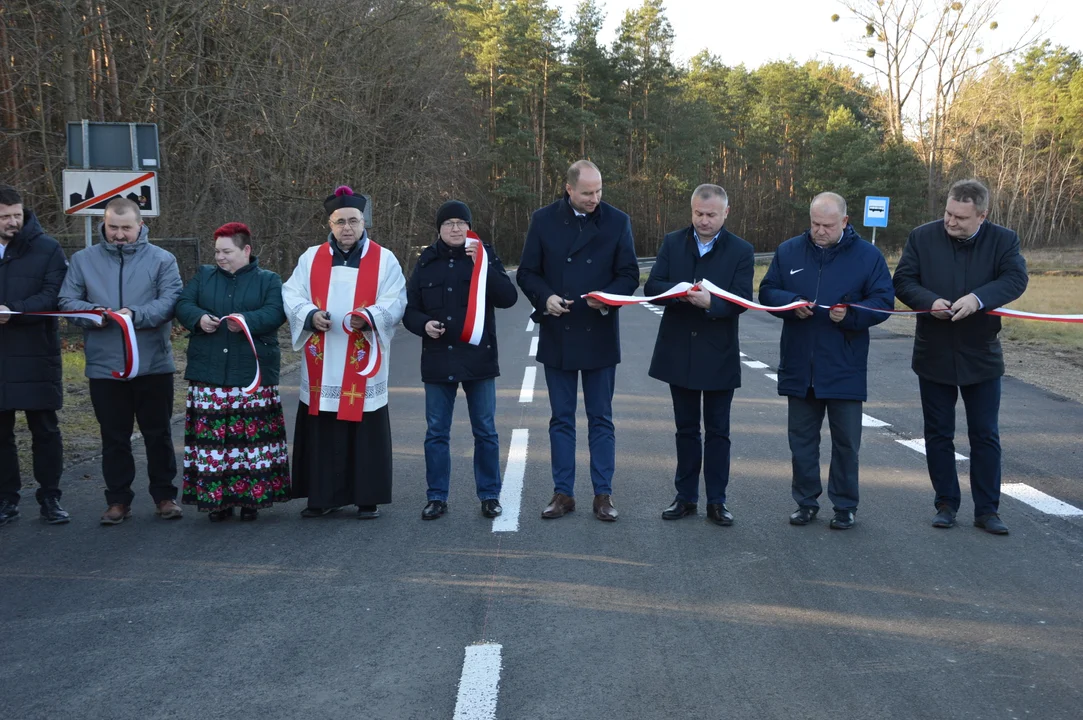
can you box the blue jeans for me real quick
[424,379,501,502]
[670,386,734,504]
[543,365,616,497]
[919,376,1002,518]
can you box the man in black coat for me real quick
[645,184,753,526]
[403,200,518,521]
[894,179,1028,535]
[517,160,639,521]
[0,185,70,526]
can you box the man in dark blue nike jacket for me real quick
[759,192,894,530]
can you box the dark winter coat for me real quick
[403,239,518,383]
[893,219,1028,386]
[0,210,68,411]
[758,225,894,401]
[645,225,754,391]
[516,196,639,370]
[174,259,286,388]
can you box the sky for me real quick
[549,0,1081,72]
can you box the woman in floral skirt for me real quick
[175,222,290,521]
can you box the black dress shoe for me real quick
[0,500,19,526]
[39,497,70,525]
[789,506,818,525]
[357,505,380,519]
[830,509,856,530]
[239,507,258,521]
[301,506,339,518]
[481,499,502,518]
[662,499,697,520]
[422,501,447,520]
[208,507,234,522]
[932,504,956,528]
[974,513,1009,535]
[706,503,734,526]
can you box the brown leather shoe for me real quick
[541,493,575,519]
[593,494,618,522]
[100,504,132,525]
[155,499,183,520]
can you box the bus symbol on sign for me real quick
[863,196,890,229]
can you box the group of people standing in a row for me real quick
[0,163,1026,535]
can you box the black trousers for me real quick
[89,373,178,506]
[787,389,862,512]
[669,385,734,505]
[0,409,63,505]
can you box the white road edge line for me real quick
[526,319,535,332]
[519,366,536,403]
[862,414,891,428]
[453,643,503,720]
[895,438,967,461]
[493,429,528,533]
[1002,483,1083,517]
[528,336,538,357]
[742,360,769,369]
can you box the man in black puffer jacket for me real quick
[0,185,70,526]
[403,201,518,521]
[894,178,1028,536]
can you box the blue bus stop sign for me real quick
[863,196,890,228]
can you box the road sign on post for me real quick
[863,196,890,245]
[62,170,159,217]
[65,121,161,246]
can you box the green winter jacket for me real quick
[175,258,286,388]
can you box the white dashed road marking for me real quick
[528,336,538,357]
[862,414,891,427]
[1002,484,1083,517]
[493,429,528,533]
[526,319,535,332]
[895,438,968,461]
[742,360,769,369]
[453,644,503,720]
[765,373,778,382]
[519,366,536,403]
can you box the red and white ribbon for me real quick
[584,283,1083,323]
[341,309,383,378]
[460,232,489,345]
[102,310,140,379]
[0,309,106,325]
[223,314,262,394]
[584,280,813,312]
[0,309,139,377]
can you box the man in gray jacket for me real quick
[59,198,184,525]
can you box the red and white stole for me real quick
[304,240,383,422]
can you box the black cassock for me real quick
[290,402,393,508]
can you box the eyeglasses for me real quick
[332,218,363,228]
[442,220,469,229]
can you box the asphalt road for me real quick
[3,285,1082,720]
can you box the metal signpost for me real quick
[863,195,890,245]
[63,121,160,247]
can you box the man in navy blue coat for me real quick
[645,185,754,526]
[517,160,639,521]
[759,192,894,530]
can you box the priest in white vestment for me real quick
[282,186,406,518]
